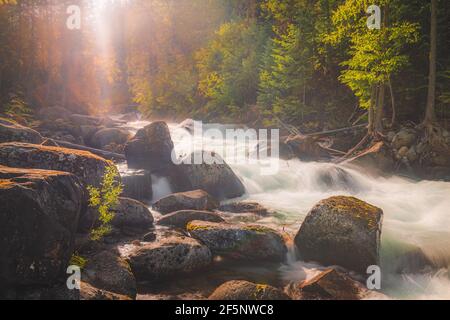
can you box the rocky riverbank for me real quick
[1,108,430,300]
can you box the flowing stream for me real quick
[122,119,450,300]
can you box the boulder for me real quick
[286,135,330,161]
[294,196,383,273]
[0,166,85,286]
[153,190,219,214]
[285,268,386,300]
[122,235,212,280]
[209,281,290,301]
[112,197,154,230]
[392,128,417,149]
[0,142,111,187]
[91,128,130,149]
[187,221,287,262]
[124,121,174,171]
[79,197,153,234]
[121,169,153,202]
[0,118,43,144]
[79,125,102,144]
[174,151,246,200]
[345,142,394,175]
[157,210,224,229]
[79,282,132,300]
[83,251,137,299]
[69,114,101,126]
[219,202,269,216]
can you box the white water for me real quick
[124,120,450,300]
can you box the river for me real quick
[121,119,450,300]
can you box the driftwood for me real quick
[51,139,126,161]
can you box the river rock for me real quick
[294,196,383,273]
[157,210,224,229]
[121,169,153,202]
[286,135,330,161]
[0,165,85,286]
[174,151,246,200]
[91,128,130,149]
[209,281,290,300]
[122,236,212,280]
[153,190,219,214]
[0,142,111,187]
[124,121,174,171]
[285,268,386,300]
[0,118,43,144]
[219,202,269,216]
[83,251,137,299]
[392,128,417,149]
[187,221,287,262]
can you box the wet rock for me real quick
[392,128,417,149]
[286,135,330,161]
[123,236,212,280]
[157,210,224,229]
[209,281,290,300]
[345,142,394,175]
[79,282,132,300]
[91,128,130,149]
[0,118,43,144]
[285,269,386,300]
[83,251,137,299]
[0,142,111,187]
[174,151,246,201]
[219,202,269,216]
[112,197,154,230]
[0,166,85,286]
[125,121,174,171]
[69,114,101,126]
[142,232,157,242]
[187,221,287,262]
[153,190,219,215]
[79,125,102,144]
[294,196,383,273]
[121,169,153,202]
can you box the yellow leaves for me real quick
[0,0,17,5]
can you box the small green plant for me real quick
[3,92,33,123]
[87,165,123,241]
[69,253,88,269]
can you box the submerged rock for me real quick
[294,196,383,273]
[157,210,224,229]
[0,118,43,144]
[174,151,246,201]
[219,202,269,216]
[0,142,111,187]
[123,236,212,280]
[209,281,290,300]
[153,190,219,214]
[125,121,174,171]
[83,251,137,299]
[121,169,153,202]
[0,166,85,286]
[187,221,287,262]
[285,268,386,300]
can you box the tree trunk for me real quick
[423,0,437,126]
[375,83,385,132]
[368,85,377,134]
[389,77,396,127]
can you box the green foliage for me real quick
[69,253,88,269]
[87,166,123,241]
[2,92,33,123]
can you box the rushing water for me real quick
[123,119,450,300]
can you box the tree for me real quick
[423,0,437,126]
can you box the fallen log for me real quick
[306,124,367,137]
[51,139,126,161]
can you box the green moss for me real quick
[186,222,214,232]
[243,225,273,234]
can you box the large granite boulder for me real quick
[124,121,174,171]
[294,196,383,273]
[174,151,246,201]
[157,210,224,229]
[0,118,43,144]
[153,190,219,214]
[0,166,85,286]
[83,251,137,299]
[187,221,287,262]
[91,128,130,149]
[120,169,153,202]
[0,142,111,187]
[209,281,290,300]
[121,235,212,280]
